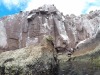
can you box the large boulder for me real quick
[0,36,58,75]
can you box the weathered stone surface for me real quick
[0,35,100,75]
[58,43,100,75]
[0,4,100,75]
[0,36,58,75]
[0,5,100,52]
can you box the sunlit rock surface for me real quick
[0,5,100,75]
[1,5,100,52]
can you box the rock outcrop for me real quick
[0,35,100,75]
[0,5,69,52]
[0,4,100,75]
[58,43,100,75]
[1,5,100,52]
[0,36,58,75]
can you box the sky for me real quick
[0,0,100,17]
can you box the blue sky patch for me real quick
[0,0,100,17]
[0,3,21,17]
[82,0,100,14]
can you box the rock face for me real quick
[0,4,100,75]
[0,36,58,75]
[0,35,100,75]
[1,5,100,52]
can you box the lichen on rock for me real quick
[0,36,58,75]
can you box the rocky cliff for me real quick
[1,5,100,52]
[0,5,100,75]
